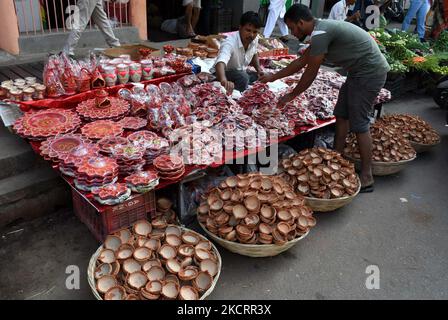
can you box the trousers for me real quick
[64,0,121,55]
[225,70,258,92]
[402,0,430,39]
[263,0,289,38]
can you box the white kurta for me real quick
[328,0,356,21]
[215,32,259,71]
[263,0,289,38]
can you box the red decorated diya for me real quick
[127,130,159,149]
[92,182,132,205]
[153,154,186,181]
[81,120,124,140]
[76,96,130,121]
[91,183,130,200]
[14,109,81,140]
[98,136,129,155]
[75,156,119,179]
[58,143,101,176]
[39,133,90,162]
[153,154,183,171]
[112,144,145,161]
[124,170,159,187]
[118,117,148,131]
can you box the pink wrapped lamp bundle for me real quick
[169,122,223,165]
[374,88,392,104]
[190,83,241,123]
[238,82,277,114]
[281,98,318,127]
[250,106,294,138]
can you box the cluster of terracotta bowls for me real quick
[345,122,417,163]
[153,198,178,225]
[378,114,440,151]
[279,148,360,199]
[197,172,315,245]
[93,220,221,300]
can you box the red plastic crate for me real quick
[258,48,289,58]
[72,188,156,242]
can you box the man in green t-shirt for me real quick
[261,4,390,192]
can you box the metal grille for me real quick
[13,0,130,35]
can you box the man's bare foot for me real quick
[360,175,374,188]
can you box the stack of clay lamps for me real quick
[197,172,315,246]
[378,114,440,152]
[90,221,221,300]
[344,122,416,163]
[153,198,178,225]
[279,148,360,200]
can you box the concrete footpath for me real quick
[0,93,447,300]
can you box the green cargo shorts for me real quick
[333,73,387,133]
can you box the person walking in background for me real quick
[183,0,202,37]
[328,0,361,23]
[402,0,431,41]
[263,0,289,41]
[63,0,121,57]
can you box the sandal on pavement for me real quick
[360,184,374,193]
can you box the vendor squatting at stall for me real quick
[261,4,390,192]
[214,12,264,93]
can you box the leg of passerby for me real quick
[277,16,289,42]
[402,0,423,32]
[183,1,195,37]
[63,0,95,56]
[416,0,430,40]
[91,0,121,47]
[263,2,282,38]
[191,1,201,33]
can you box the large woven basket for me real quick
[198,221,309,258]
[304,177,361,213]
[87,225,222,300]
[410,140,440,153]
[345,155,416,176]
